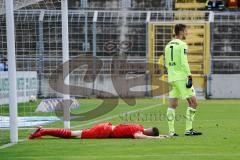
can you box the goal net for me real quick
[1,9,199,145]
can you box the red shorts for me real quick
[81,122,112,139]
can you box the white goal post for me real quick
[4,0,71,143]
[61,0,71,129]
[5,0,18,143]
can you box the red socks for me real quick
[41,128,72,138]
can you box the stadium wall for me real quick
[209,74,240,98]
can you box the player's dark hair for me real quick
[174,24,187,36]
[152,127,159,136]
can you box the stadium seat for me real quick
[188,47,204,54]
[188,55,203,63]
[190,64,203,72]
[175,0,206,10]
[185,36,204,44]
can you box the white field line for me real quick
[0,103,164,150]
[0,138,26,150]
[0,128,39,130]
[71,103,164,129]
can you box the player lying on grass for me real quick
[29,122,169,139]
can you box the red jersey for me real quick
[110,124,144,138]
[81,122,112,139]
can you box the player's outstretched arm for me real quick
[159,134,171,138]
[133,132,169,139]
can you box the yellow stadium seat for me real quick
[188,55,203,63]
[188,47,204,54]
[175,3,206,10]
[190,64,203,72]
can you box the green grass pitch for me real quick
[0,99,240,160]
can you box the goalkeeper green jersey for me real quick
[164,39,191,82]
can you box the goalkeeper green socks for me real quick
[167,108,176,133]
[186,107,196,131]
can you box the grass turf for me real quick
[0,99,240,160]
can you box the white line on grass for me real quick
[0,138,26,150]
[0,102,164,150]
[71,103,164,129]
[0,128,39,130]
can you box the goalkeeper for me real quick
[164,24,202,136]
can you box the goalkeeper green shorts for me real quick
[169,80,196,99]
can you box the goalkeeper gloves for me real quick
[186,76,193,88]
